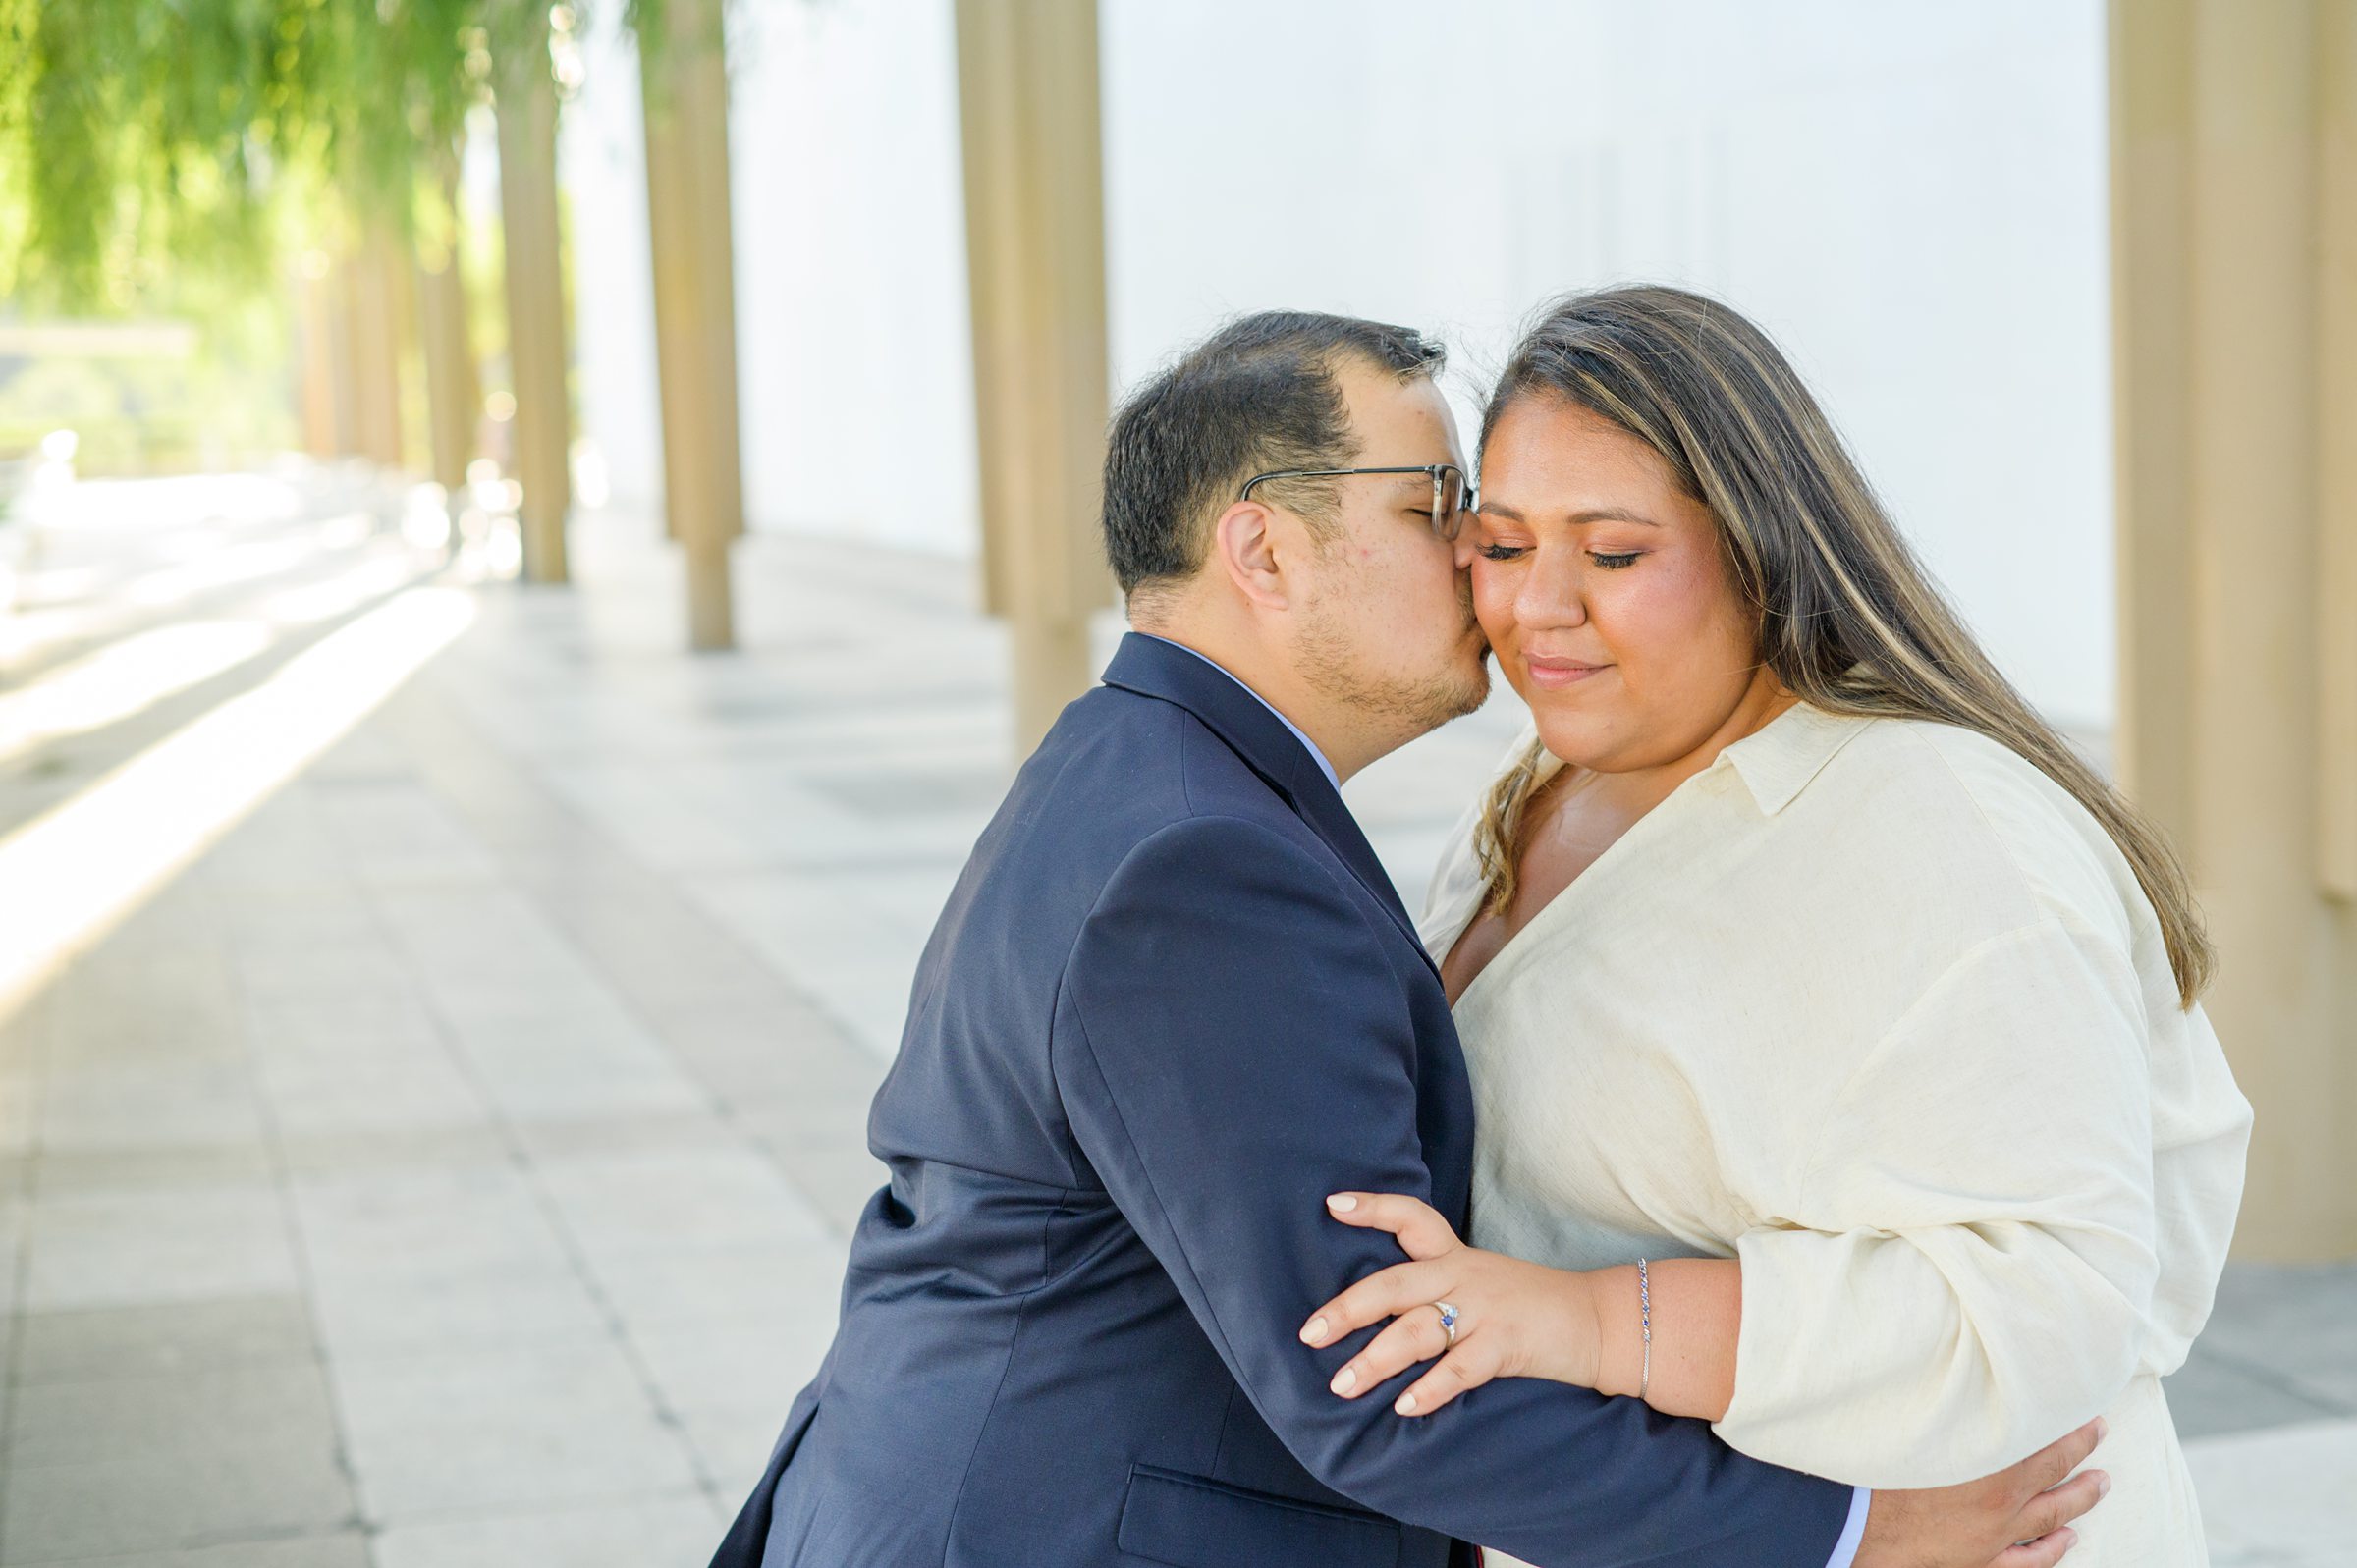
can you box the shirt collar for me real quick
[1510,700,1871,818]
[1714,702,1872,815]
[1136,634,1342,789]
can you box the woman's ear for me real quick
[1210,499,1292,611]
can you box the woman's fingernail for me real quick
[2096,1474,2111,1500]
[2093,1418,2109,1444]
[1301,1317,1329,1345]
[1331,1367,1357,1395]
[1328,1194,1358,1213]
[1396,1393,1418,1415]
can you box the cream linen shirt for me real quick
[1419,704,2252,1568]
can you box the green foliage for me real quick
[3,1,299,309]
[0,0,598,314]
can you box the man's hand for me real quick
[1855,1420,2110,1568]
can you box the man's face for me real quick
[1288,362,1492,736]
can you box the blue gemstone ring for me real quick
[1432,1300,1460,1349]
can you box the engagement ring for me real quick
[1432,1300,1460,1349]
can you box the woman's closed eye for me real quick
[1474,543,1643,570]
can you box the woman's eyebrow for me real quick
[1478,501,1661,527]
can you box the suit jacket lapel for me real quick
[1099,634,1439,976]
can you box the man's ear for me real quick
[1209,499,1293,611]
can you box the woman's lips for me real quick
[1523,655,1610,690]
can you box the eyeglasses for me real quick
[1237,463,1476,542]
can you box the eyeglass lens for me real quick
[1433,468,1471,540]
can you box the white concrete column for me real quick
[640,0,743,650]
[954,0,1115,754]
[2110,0,2357,1260]
[497,18,574,584]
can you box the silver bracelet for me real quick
[1636,1258,1653,1401]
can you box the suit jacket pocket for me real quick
[1116,1463,1403,1568]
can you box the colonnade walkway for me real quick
[0,490,2345,1565]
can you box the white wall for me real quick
[559,19,662,517]
[564,0,2115,729]
[562,1,977,552]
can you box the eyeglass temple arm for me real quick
[1238,465,1457,500]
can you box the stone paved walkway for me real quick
[0,492,2347,1565]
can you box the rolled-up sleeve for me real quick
[1716,915,2164,1488]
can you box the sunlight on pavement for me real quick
[0,584,477,1017]
[0,469,383,670]
[0,549,438,763]
[0,619,273,759]
[117,515,375,608]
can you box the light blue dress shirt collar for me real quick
[1137,634,1341,790]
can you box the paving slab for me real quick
[0,1434,356,1563]
[305,1258,609,1358]
[328,1336,699,1522]
[2183,1418,2357,1563]
[10,1295,315,1384]
[6,1361,339,1467]
[29,1147,279,1199]
[21,1183,300,1312]
[4,1533,369,1568]
[2167,1339,2352,1441]
[370,1491,725,1568]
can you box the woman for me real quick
[1295,287,2252,1566]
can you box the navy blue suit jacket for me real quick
[711,632,1851,1568]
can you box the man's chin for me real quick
[1452,660,1493,719]
[1456,638,1495,706]
[1417,652,1492,730]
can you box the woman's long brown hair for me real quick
[1473,286,2214,1007]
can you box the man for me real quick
[712,313,2106,1567]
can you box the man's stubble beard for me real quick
[1294,579,1491,744]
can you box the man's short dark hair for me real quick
[1102,310,1445,597]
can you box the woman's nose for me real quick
[1516,550,1588,628]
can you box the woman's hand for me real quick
[1298,1192,1604,1416]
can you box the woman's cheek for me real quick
[1468,560,1517,643]
[1612,557,1753,704]
[1602,555,1712,645]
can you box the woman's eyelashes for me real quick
[1473,543,1643,570]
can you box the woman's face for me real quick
[1466,395,1767,774]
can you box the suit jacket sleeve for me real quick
[1055,815,1854,1568]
